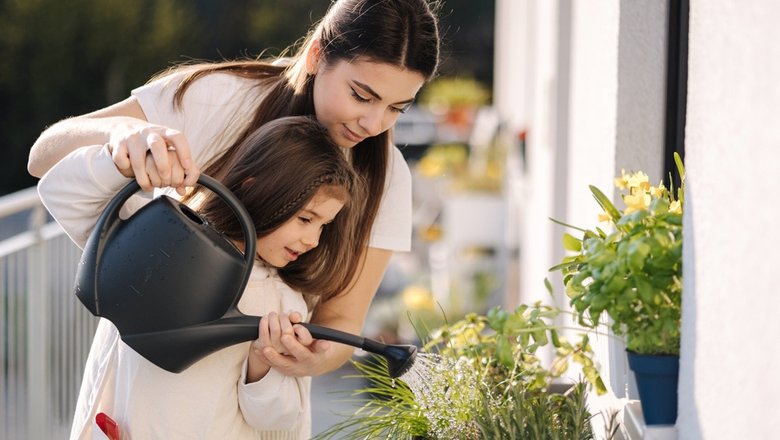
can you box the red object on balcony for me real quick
[96,412,120,440]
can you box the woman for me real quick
[29,0,440,380]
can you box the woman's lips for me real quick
[343,125,364,143]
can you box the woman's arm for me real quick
[309,247,393,372]
[29,96,197,192]
[262,247,393,377]
[28,97,146,177]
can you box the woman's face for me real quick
[312,58,426,149]
[256,188,345,268]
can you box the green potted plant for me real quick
[314,303,609,439]
[550,153,685,425]
[418,76,490,140]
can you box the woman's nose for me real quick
[359,108,385,137]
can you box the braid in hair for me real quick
[258,175,331,230]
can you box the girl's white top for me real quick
[36,71,412,439]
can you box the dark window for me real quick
[664,0,689,187]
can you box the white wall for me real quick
[679,1,780,438]
[493,0,530,134]
[496,0,780,437]
[516,0,561,307]
[567,0,623,396]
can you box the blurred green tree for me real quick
[0,0,493,195]
[0,0,198,193]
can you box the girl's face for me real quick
[256,188,345,268]
[312,58,426,149]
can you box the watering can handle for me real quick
[91,175,257,309]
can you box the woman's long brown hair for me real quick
[157,0,440,301]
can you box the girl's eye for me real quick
[351,88,370,103]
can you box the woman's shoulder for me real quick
[146,68,260,100]
[386,144,412,187]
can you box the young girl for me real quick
[37,116,361,439]
[29,0,441,384]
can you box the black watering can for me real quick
[74,175,416,377]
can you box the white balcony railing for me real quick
[0,186,97,439]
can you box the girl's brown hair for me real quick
[188,116,363,304]
[159,0,441,299]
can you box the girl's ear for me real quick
[305,39,322,75]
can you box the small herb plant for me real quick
[550,153,685,355]
[313,303,607,440]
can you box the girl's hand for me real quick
[109,122,199,194]
[250,311,331,379]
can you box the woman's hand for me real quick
[246,311,331,382]
[114,148,190,194]
[109,122,199,195]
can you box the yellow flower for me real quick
[614,169,629,189]
[417,156,445,177]
[450,327,482,348]
[597,212,612,223]
[650,182,666,198]
[669,200,682,214]
[626,171,650,192]
[401,285,435,311]
[420,224,443,242]
[623,191,651,214]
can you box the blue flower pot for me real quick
[626,350,679,425]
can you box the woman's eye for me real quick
[391,106,409,114]
[298,217,312,224]
[351,88,370,103]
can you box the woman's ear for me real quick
[305,39,322,75]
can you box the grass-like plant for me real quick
[475,380,593,440]
[313,356,428,439]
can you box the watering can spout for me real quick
[122,315,419,378]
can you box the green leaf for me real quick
[533,329,548,347]
[549,216,589,233]
[549,260,580,273]
[550,356,569,376]
[674,152,685,179]
[583,366,608,395]
[550,329,561,348]
[590,185,622,223]
[504,312,526,334]
[562,233,582,252]
[496,336,514,368]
